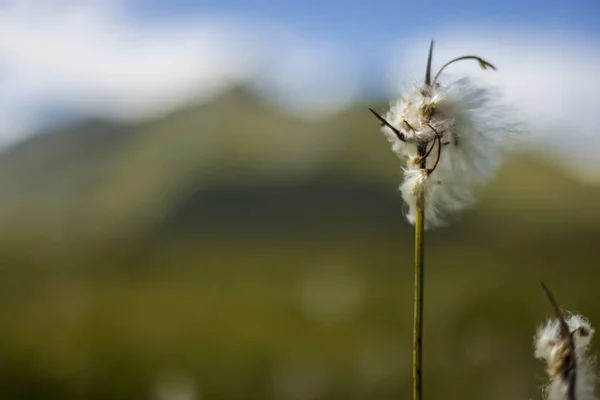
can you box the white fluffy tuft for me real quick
[379,75,518,228]
[534,313,598,400]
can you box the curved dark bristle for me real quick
[367,108,405,142]
[541,282,577,400]
[425,40,434,87]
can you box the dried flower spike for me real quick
[535,284,598,400]
[370,40,517,228]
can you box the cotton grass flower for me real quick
[368,41,519,400]
[537,283,598,400]
[370,41,517,228]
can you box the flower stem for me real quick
[413,202,425,400]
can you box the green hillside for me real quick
[0,88,599,400]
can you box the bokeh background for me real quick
[0,1,599,399]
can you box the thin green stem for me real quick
[413,202,425,400]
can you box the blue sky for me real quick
[123,0,600,97]
[135,0,600,39]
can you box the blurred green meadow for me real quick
[0,88,599,399]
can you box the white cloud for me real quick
[0,1,360,144]
[386,28,600,182]
[0,2,262,127]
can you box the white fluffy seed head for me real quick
[399,167,430,224]
[535,314,595,361]
[378,61,519,228]
[534,313,598,400]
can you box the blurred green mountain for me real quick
[1,88,600,400]
[0,85,597,248]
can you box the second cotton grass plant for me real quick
[537,284,598,400]
[369,40,519,400]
